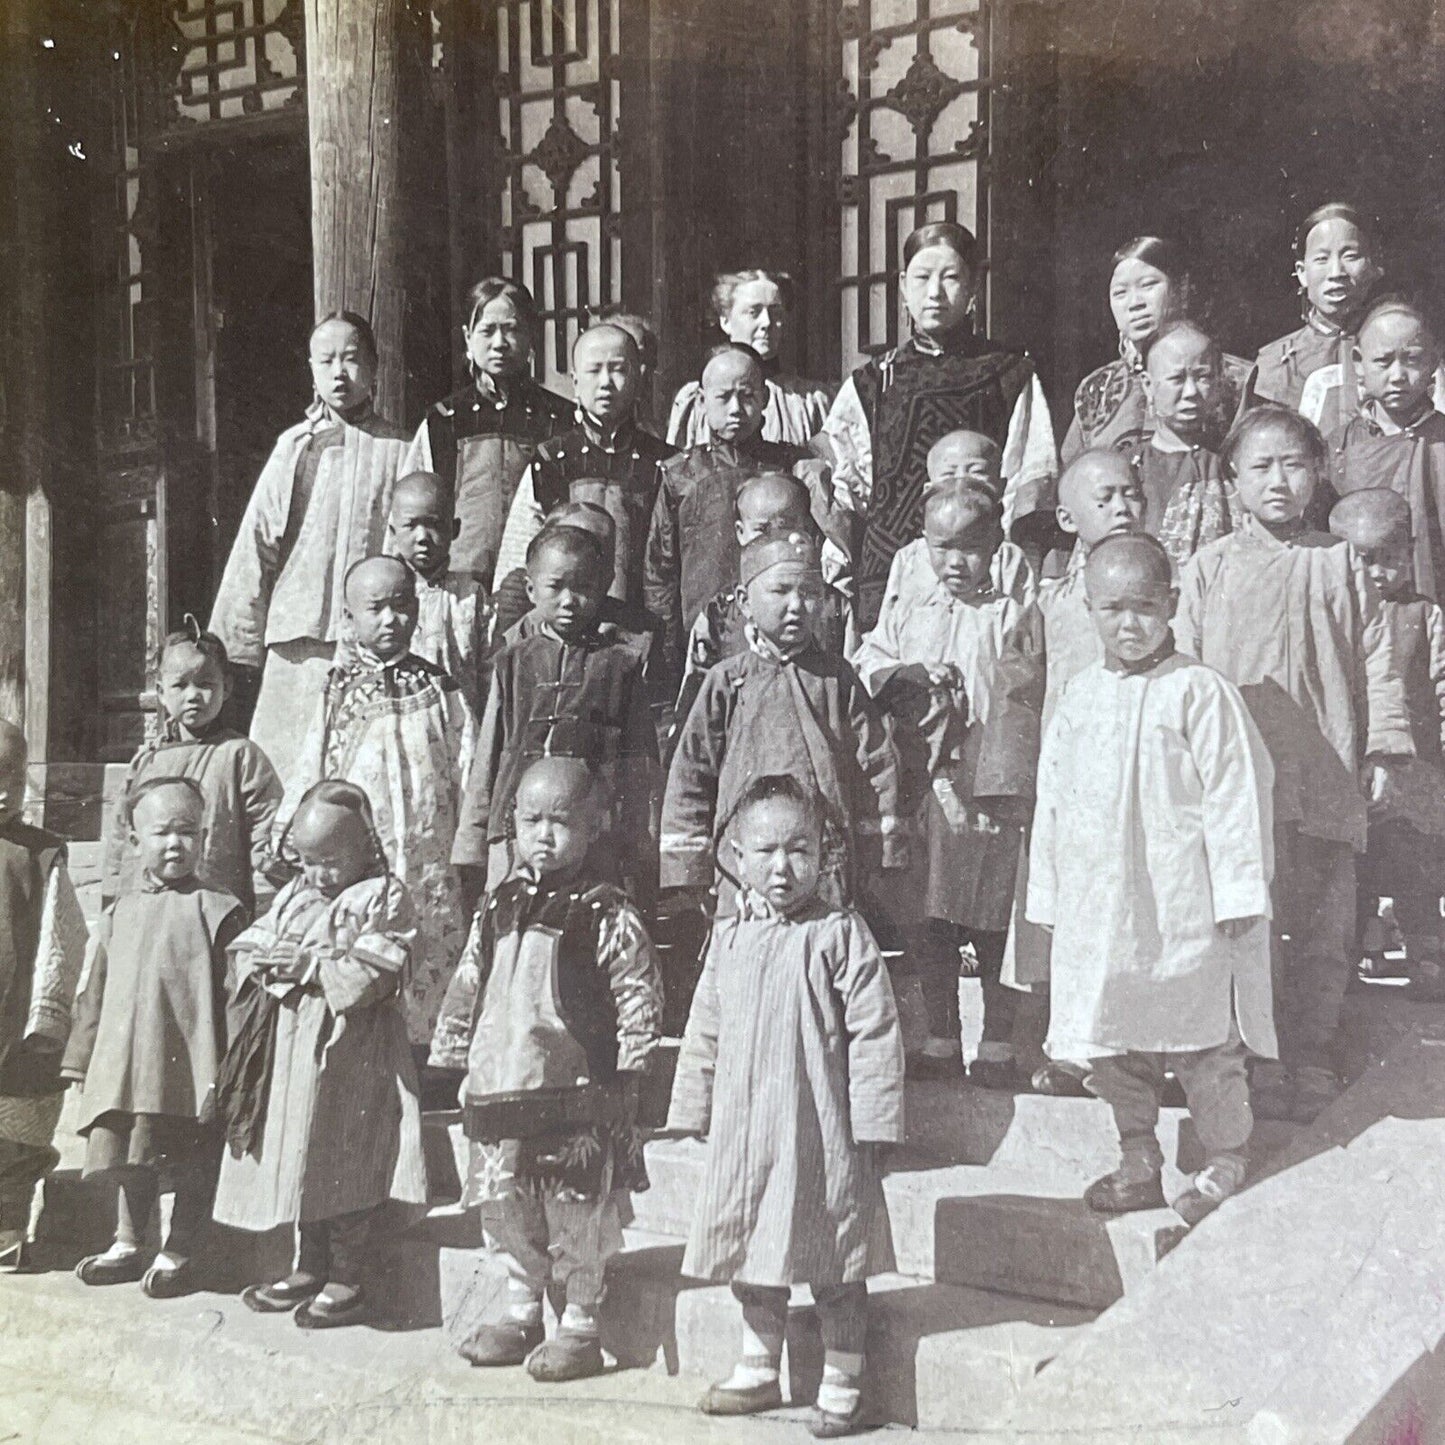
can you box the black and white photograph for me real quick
[1,1,1444,1441]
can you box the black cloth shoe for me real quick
[1083,1169,1166,1214]
[241,1272,322,1313]
[75,1250,147,1286]
[905,1050,964,1081]
[809,1401,865,1438]
[967,1057,1019,1091]
[294,1288,372,1330]
[142,1260,198,1299]
[1031,1062,1090,1097]
[459,1320,545,1367]
[698,1379,784,1416]
[525,1332,605,1382]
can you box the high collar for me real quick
[510,859,587,894]
[347,642,410,672]
[473,371,521,408]
[707,433,769,462]
[908,324,978,358]
[1304,307,1356,341]
[138,870,199,895]
[159,716,230,746]
[1104,635,1175,676]
[733,883,823,923]
[535,617,606,648]
[1150,419,1207,454]
[1242,511,1308,548]
[745,621,810,664]
[1362,396,1437,436]
[305,398,372,431]
[574,410,636,451]
[1118,335,1145,375]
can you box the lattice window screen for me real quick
[838,0,990,359]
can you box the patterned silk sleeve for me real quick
[598,898,664,1074]
[821,375,872,515]
[25,862,90,1046]
[429,907,485,1069]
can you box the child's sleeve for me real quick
[673,601,724,744]
[835,912,905,1145]
[844,666,904,862]
[850,561,907,699]
[821,376,872,516]
[1188,674,1275,923]
[402,417,431,474]
[999,372,1060,536]
[643,474,685,687]
[666,930,720,1135]
[60,913,111,1083]
[492,463,546,590]
[599,898,664,1075]
[446,681,478,802]
[240,743,284,910]
[271,686,331,854]
[660,667,730,889]
[1429,604,1445,758]
[318,877,418,1015]
[452,650,510,868]
[972,600,1046,801]
[429,906,486,1069]
[208,431,298,669]
[666,381,702,449]
[1351,555,1416,759]
[22,859,89,1053]
[618,655,662,908]
[1024,702,1069,930]
[1171,551,1207,661]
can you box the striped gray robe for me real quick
[668,892,904,1286]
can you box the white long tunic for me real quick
[1027,652,1278,1060]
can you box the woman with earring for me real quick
[404,277,572,588]
[667,269,833,448]
[209,312,411,782]
[822,220,1058,628]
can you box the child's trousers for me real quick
[1359,819,1443,960]
[906,921,1012,1052]
[1271,825,1355,1070]
[296,1207,377,1287]
[732,1280,868,1368]
[479,1190,623,1323]
[1085,1040,1251,1179]
[0,1138,59,1234]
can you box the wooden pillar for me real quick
[0,0,51,744]
[304,0,422,421]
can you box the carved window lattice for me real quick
[165,0,304,127]
[838,0,990,359]
[496,0,623,388]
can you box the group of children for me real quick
[3,198,1445,1437]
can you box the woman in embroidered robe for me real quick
[822,221,1057,629]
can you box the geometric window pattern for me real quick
[838,0,990,359]
[496,0,624,389]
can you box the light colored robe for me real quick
[852,539,1036,929]
[1028,653,1276,1060]
[667,373,832,449]
[209,405,410,779]
[211,872,427,1230]
[669,893,903,1286]
[277,652,476,1043]
[408,569,491,718]
[1174,518,1416,852]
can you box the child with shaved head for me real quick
[1030,533,1276,1225]
[1136,320,1242,566]
[386,469,490,716]
[1175,406,1416,1121]
[646,345,812,689]
[1329,299,1445,603]
[1330,488,1445,997]
[494,323,676,606]
[853,467,1037,1084]
[278,555,476,1050]
[0,720,88,1265]
[432,757,662,1380]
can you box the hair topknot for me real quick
[155,616,228,675]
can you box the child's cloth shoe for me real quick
[0,1227,26,1266]
[75,1246,147,1286]
[809,1405,865,1439]
[1172,1158,1246,1227]
[1250,1062,1294,1120]
[1083,1169,1166,1214]
[525,1332,605,1382]
[241,1271,322,1313]
[1291,1065,1341,1123]
[294,1285,371,1330]
[1031,1061,1090,1096]
[699,1379,785,1415]
[905,1049,964,1081]
[142,1258,197,1299]
[459,1320,545,1367]
[967,1056,1019,1090]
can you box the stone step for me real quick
[633,1085,1300,1308]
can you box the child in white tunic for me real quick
[670,774,904,1439]
[1028,534,1277,1226]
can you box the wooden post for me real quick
[0,0,51,742]
[304,0,418,421]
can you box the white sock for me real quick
[152,1250,187,1273]
[504,1280,543,1326]
[817,1361,862,1416]
[719,1360,780,1391]
[101,1240,139,1262]
[559,1302,599,1338]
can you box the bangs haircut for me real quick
[124,773,205,829]
[525,522,608,577]
[732,772,823,837]
[1220,404,1327,475]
